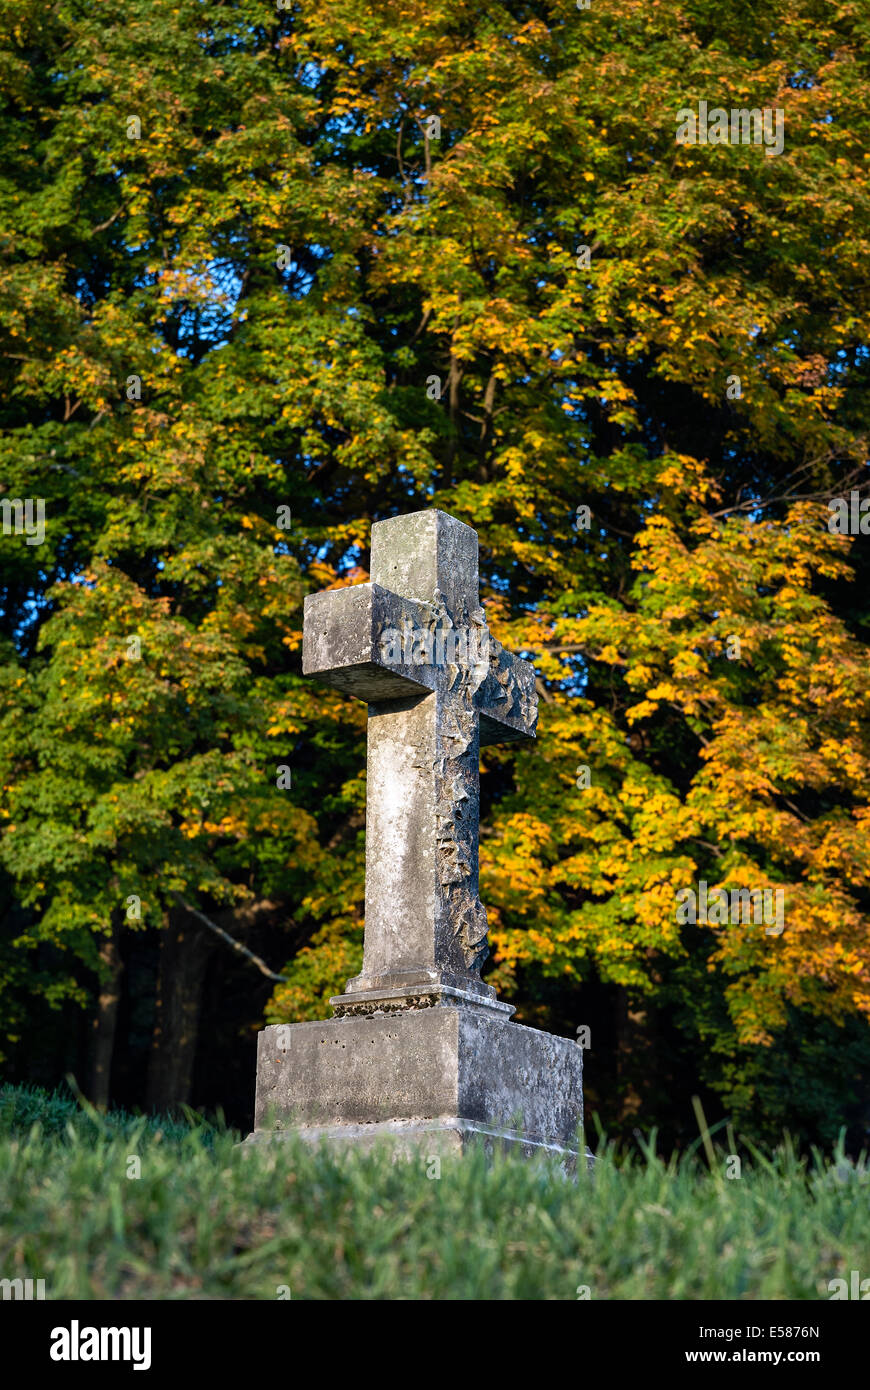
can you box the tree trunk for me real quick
[146,906,214,1113]
[89,923,122,1110]
[615,985,658,1125]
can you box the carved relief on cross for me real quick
[302,510,537,1017]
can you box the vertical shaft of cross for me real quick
[367,509,479,621]
[301,509,537,1018]
[336,511,497,1010]
[357,691,441,982]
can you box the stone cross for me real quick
[246,510,583,1160]
[302,509,538,1017]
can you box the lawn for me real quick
[0,1084,866,1300]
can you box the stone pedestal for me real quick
[244,1004,585,1161]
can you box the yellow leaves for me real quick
[595,856,623,878]
[626,699,660,723]
[603,379,635,404]
[596,643,624,666]
[265,701,303,738]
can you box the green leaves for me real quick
[1,0,869,1138]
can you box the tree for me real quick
[1,0,868,1140]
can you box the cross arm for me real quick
[477,643,538,746]
[302,582,438,702]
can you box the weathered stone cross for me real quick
[302,509,538,1017]
[246,509,583,1158]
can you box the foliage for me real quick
[0,0,868,1138]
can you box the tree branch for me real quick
[171,892,289,983]
[535,676,555,705]
[91,205,125,235]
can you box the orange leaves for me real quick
[519,478,870,1054]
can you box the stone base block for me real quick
[243,1117,585,1165]
[244,1007,585,1158]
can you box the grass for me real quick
[0,1083,868,1300]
